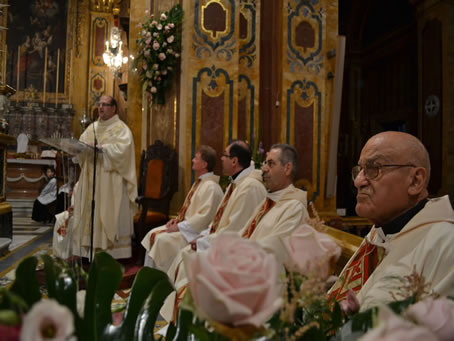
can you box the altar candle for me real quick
[3,44,6,84]
[55,48,60,108]
[16,46,20,94]
[43,47,48,106]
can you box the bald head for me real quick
[354,131,430,225]
[365,132,431,187]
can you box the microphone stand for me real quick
[90,123,97,263]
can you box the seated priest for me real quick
[329,131,454,312]
[184,140,268,252]
[141,145,224,271]
[161,143,308,322]
[143,140,266,271]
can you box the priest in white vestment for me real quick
[329,131,454,312]
[141,145,223,271]
[72,95,138,259]
[161,144,307,322]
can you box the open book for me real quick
[40,138,99,155]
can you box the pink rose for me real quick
[405,297,454,341]
[158,53,166,61]
[150,87,157,93]
[339,289,360,315]
[167,35,174,43]
[153,42,160,50]
[157,24,163,30]
[152,64,159,70]
[282,224,341,279]
[184,233,282,327]
[160,13,167,20]
[360,306,437,341]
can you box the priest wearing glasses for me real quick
[329,131,454,312]
[72,95,138,260]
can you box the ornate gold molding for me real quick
[89,0,121,13]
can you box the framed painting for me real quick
[5,0,75,103]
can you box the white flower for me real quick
[146,71,152,78]
[144,49,150,57]
[160,13,167,20]
[157,24,163,30]
[20,299,74,341]
[141,29,147,37]
[159,53,166,61]
[167,66,172,70]
[153,64,159,70]
[167,48,173,54]
[76,290,86,318]
[151,20,158,26]
[153,32,158,37]
[153,42,160,50]
[151,87,157,93]
[175,53,180,58]
[167,35,174,43]
[169,23,175,28]
[161,70,168,75]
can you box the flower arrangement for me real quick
[1,228,454,340]
[135,4,183,105]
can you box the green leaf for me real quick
[81,252,123,341]
[351,308,376,332]
[170,308,193,341]
[103,267,173,341]
[134,278,175,341]
[9,257,41,309]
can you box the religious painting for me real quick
[5,0,72,102]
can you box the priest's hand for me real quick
[190,236,202,251]
[166,219,179,233]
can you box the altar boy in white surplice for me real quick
[141,145,223,272]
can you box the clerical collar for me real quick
[230,164,254,182]
[380,198,428,235]
[267,184,291,202]
[198,172,213,180]
[231,170,242,181]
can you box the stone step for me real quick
[0,238,12,256]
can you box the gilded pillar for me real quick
[279,0,339,214]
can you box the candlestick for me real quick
[3,44,6,84]
[43,47,48,106]
[16,46,20,98]
[55,48,60,108]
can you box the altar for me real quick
[6,158,56,199]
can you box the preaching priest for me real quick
[72,95,138,259]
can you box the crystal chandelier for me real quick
[103,25,128,76]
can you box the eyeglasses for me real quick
[352,164,416,181]
[97,102,113,107]
[222,153,233,158]
[262,159,278,168]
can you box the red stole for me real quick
[242,198,275,238]
[329,232,385,302]
[175,178,202,223]
[149,178,201,250]
[209,183,236,234]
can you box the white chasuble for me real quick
[73,115,137,259]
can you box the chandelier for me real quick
[103,25,128,76]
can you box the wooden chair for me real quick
[134,140,178,264]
